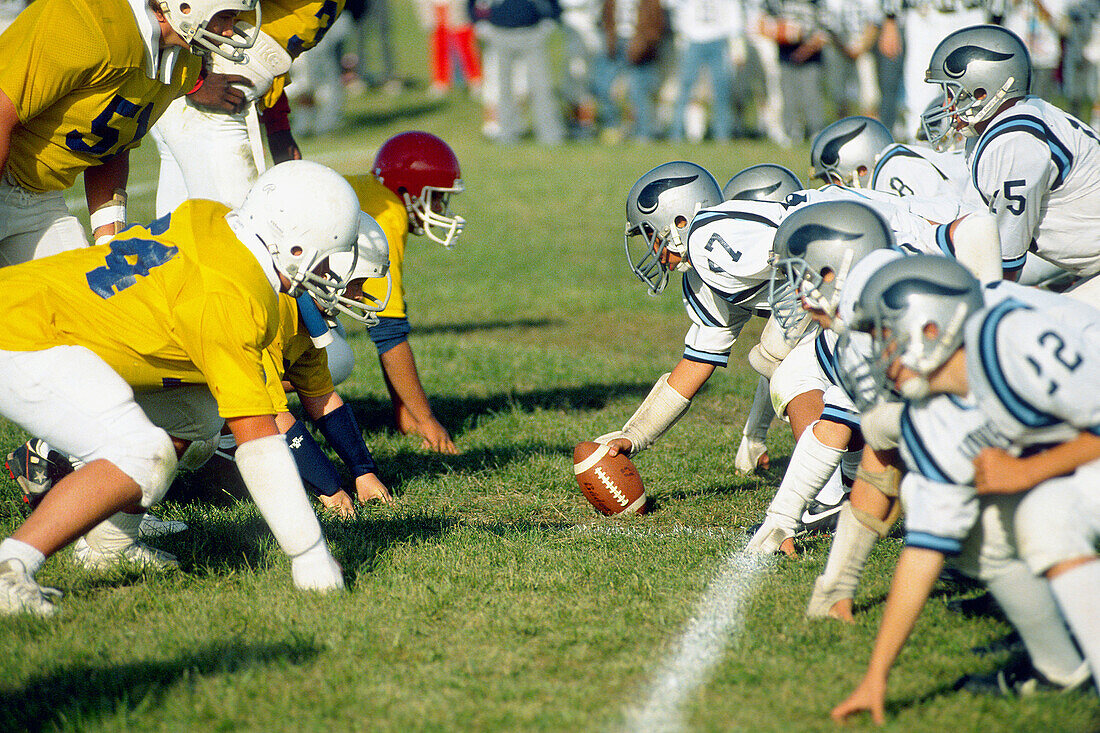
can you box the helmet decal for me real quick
[731,181,782,201]
[786,224,861,257]
[882,278,975,308]
[821,122,867,167]
[944,46,1014,78]
[638,175,699,214]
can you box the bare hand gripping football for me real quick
[572,441,648,516]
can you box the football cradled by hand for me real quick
[573,441,648,516]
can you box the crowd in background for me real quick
[291,0,1100,146]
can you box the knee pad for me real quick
[103,426,178,508]
[177,435,220,472]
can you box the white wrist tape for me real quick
[619,373,691,454]
[234,433,324,557]
[749,315,794,378]
[90,204,125,231]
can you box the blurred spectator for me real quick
[470,0,565,143]
[594,0,669,141]
[288,13,352,136]
[885,0,991,141]
[343,0,401,92]
[420,0,483,95]
[664,0,746,142]
[1004,0,1068,100]
[560,0,602,137]
[822,0,881,118]
[761,0,830,143]
[745,0,792,145]
[874,7,903,134]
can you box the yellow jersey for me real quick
[249,0,345,107]
[346,174,408,320]
[0,0,201,192]
[0,200,280,418]
[262,293,334,412]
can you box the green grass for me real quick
[5,9,1100,731]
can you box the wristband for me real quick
[284,420,342,496]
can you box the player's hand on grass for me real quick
[189,73,253,113]
[415,418,459,455]
[318,490,357,519]
[356,472,394,505]
[973,447,1034,495]
[831,675,887,725]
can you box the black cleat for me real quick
[5,439,72,509]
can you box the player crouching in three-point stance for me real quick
[832,255,1100,724]
[0,160,359,616]
[597,161,791,463]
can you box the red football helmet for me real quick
[372,131,465,248]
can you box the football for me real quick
[572,441,648,516]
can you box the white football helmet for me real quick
[923,24,1031,144]
[722,164,803,203]
[624,161,723,294]
[325,212,392,325]
[158,0,261,62]
[810,116,893,187]
[767,200,894,341]
[233,160,361,308]
[851,254,984,401]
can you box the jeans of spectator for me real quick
[560,22,597,114]
[593,37,660,139]
[478,21,564,144]
[779,60,824,143]
[669,38,735,141]
[875,45,903,134]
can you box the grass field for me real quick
[2,13,1100,731]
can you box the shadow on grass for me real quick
[386,317,562,336]
[0,637,321,732]
[345,380,655,441]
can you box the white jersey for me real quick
[785,185,944,252]
[870,142,974,205]
[680,199,784,367]
[967,96,1100,276]
[963,280,1100,448]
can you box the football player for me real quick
[0,0,258,264]
[0,160,358,615]
[152,0,347,215]
[347,131,465,454]
[832,255,1100,723]
[596,161,786,471]
[923,24,1100,302]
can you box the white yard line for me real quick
[621,548,771,733]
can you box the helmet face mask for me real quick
[810,116,893,187]
[159,0,261,62]
[372,131,464,248]
[624,161,722,294]
[323,213,392,325]
[923,24,1031,143]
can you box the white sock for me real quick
[83,511,143,553]
[986,560,1086,686]
[1049,560,1100,695]
[766,422,844,531]
[743,377,775,442]
[0,537,46,575]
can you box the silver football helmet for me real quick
[851,254,984,401]
[768,200,894,341]
[158,0,261,62]
[325,212,392,325]
[923,24,1031,144]
[722,164,803,203]
[916,92,964,152]
[810,116,893,187]
[625,161,723,294]
[233,160,361,308]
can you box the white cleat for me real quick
[138,513,188,538]
[0,558,62,617]
[73,537,179,571]
[734,436,769,475]
[745,516,794,555]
